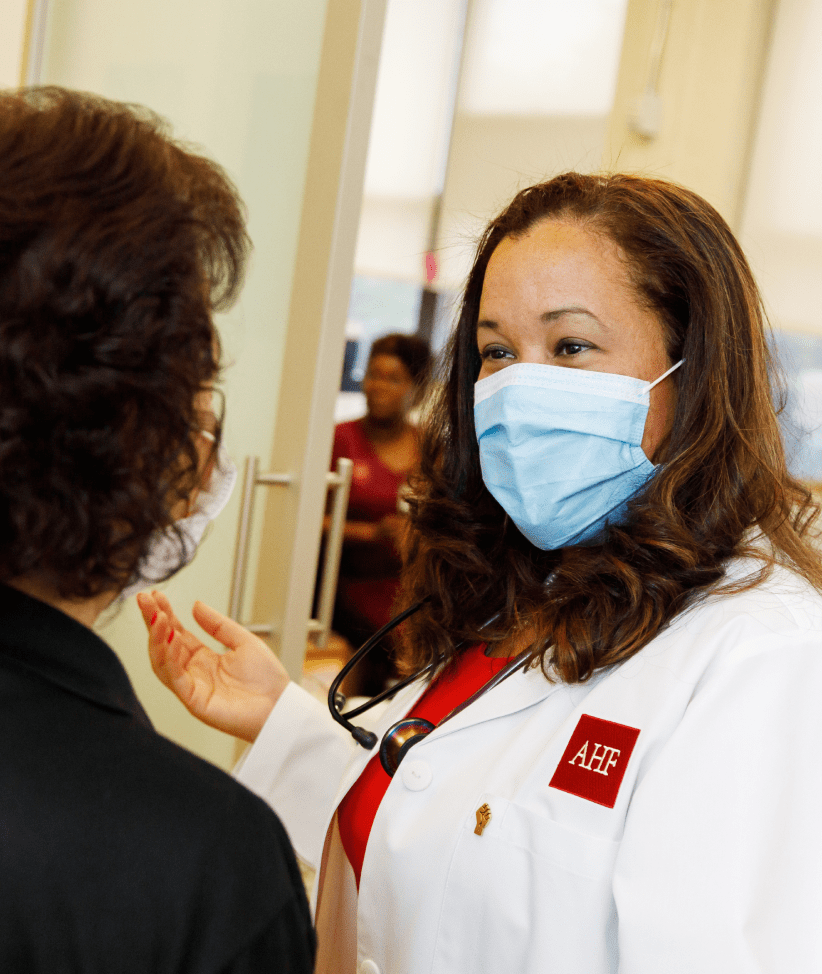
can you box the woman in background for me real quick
[331,332,430,693]
[0,87,314,974]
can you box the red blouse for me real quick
[337,643,511,888]
[331,419,416,633]
[331,419,412,526]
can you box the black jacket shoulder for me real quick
[0,586,315,974]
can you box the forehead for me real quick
[481,219,635,306]
[367,352,411,377]
[476,217,671,365]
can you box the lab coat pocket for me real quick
[431,795,619,974]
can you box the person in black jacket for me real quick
[0,86,315,973]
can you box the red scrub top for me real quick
[337,643,511,888]
[332,419,411,525]
[331,419,416,634]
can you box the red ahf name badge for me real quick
[549,715,640,808]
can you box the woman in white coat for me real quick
[139,172,822,974]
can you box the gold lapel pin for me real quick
[474,802,491,836]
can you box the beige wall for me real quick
[41,0,330,770]
[1,0,30,85]
[434,1,626,291]
[434,0,775,295]
[605,0,776,229]
[739,0,822,337]
[437,113,610,290]
[353,0,465,284]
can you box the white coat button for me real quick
[401,758,432,791]
[359,960,380,974]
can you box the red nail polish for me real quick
[167,629,175,644]
[150,611,158,626]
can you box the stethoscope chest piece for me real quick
[379,717,435,777]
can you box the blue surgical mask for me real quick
[473,360,683,549]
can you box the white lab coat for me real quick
[235,559,822,974]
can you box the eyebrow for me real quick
[541,306,604,326]
[477,306,606,330]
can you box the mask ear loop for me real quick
[633,358,685,469]
[630,358,684,404]
[646,358,684,394]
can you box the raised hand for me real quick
[136,590,289,742]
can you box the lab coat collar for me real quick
[421,655,560,745]
[0,584,152,726]
[333,653,560,803]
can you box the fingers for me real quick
[139,595,244,655]
[145,609,177,686]
[136,591,159,628]
[192,600,259,652]
[136,592,172,677]
[149,590,185,632]
[137,592,191,691]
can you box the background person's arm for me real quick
[322,512,380,544]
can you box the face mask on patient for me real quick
[117,442,237,601]
[473,360,683,550]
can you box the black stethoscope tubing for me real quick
[327,599,433,749]
[327,600,531,767]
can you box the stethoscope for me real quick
[327,600,531,777]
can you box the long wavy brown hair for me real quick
[399,172,822,683]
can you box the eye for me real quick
[479,344,514,362]
[555,338,593,357]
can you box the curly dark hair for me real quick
[398,172,822,683]
[0,87,249,599]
